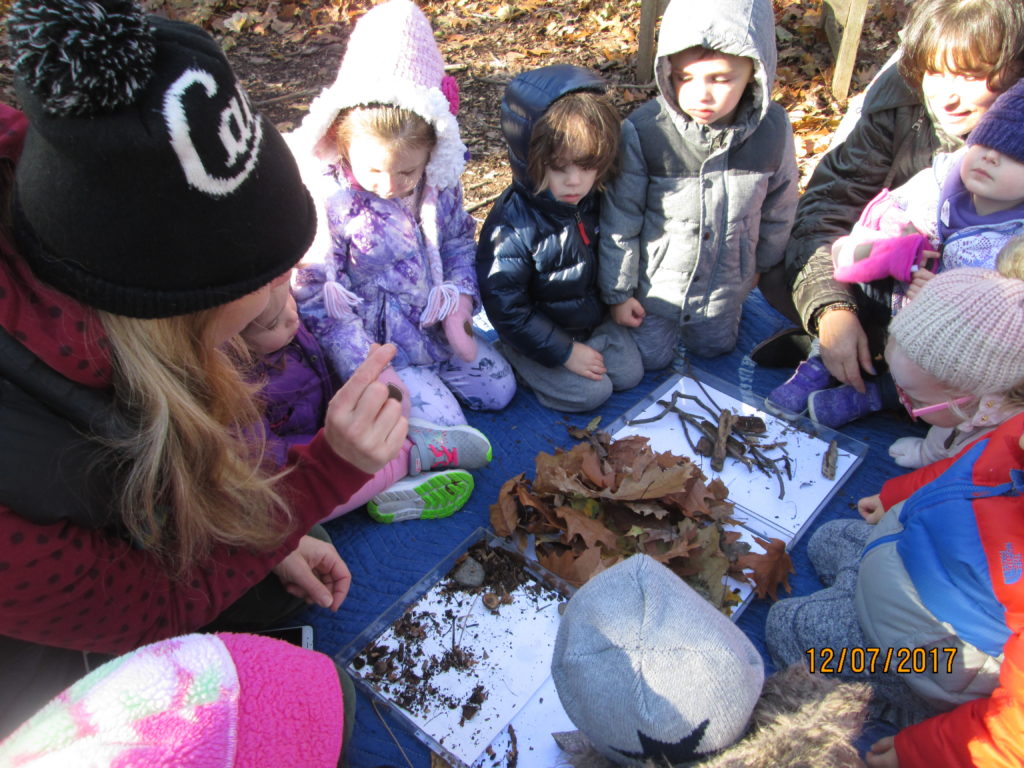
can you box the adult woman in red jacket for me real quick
[0,0,406,738]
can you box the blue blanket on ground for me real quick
[304,289,920,767]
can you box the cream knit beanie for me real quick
[889,267,1024,394]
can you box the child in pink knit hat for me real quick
[860,267,1024,480]
[287,0,515,431]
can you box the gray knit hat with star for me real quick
[551,555,764,766]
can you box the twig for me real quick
[676,410,701,455]
[686,370,725,414]
[371,698,416,768]
[712,411,738,472]
[253,86,319,107]
[456,593,481,648]
[465,192,502,214]
[822,439,838,480]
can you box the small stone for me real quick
[453,557,485,588]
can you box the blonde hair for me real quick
[100,310,293,577]
[996,235,1024,279]
[332,104,436,167]
[526,90,620,194]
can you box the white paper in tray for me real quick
[606,369,866,546]
[341,532,567,768]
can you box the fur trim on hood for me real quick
[553,663,872,768]
[288,0,466,190]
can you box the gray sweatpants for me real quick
[765,518,938,729]
[503,318,644,412]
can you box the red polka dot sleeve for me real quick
[0,431,371,654]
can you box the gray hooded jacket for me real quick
[598,0,798,357]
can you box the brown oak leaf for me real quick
[489,473,524,537]
[735,537,794,601]
[537,542,616,587]
[555,505,620,552]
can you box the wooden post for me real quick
[823,0,869,103]
[636,0,669,85]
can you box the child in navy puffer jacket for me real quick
[476,65,643,412]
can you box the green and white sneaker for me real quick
[406,418,493,475]
[366,469,474,524]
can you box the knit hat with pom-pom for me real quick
[889,267,1024,395]
[8,0,315,318]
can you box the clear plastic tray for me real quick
[605,367,868,617]
[336,528,574,768]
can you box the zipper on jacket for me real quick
[575,212,591,246]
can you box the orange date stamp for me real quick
[805,647,958,675]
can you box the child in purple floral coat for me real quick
[241,281,495,524]
[288,0,515,426]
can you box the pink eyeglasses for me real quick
[895,383,975,421]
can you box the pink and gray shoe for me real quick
[406,418,493,475]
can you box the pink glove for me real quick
[443,294,478,363]
[377,365,411,418]
[833,233,931,284]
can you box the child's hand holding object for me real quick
[324,344,408,474]
[443,293,478,362]
[857,494,885,525]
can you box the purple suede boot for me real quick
[764,357,832,417]
[807,382,883,428]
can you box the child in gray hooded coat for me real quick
[598,0,798,365]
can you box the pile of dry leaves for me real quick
[490,429,794,614]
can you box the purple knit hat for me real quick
[967,78,1024,164]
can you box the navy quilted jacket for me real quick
[475,65,610,368]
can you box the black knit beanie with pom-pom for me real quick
[8,0,316,318]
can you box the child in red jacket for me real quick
[766,270,1024,768]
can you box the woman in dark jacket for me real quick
[476,64,642,412]
[762,0,1024,427]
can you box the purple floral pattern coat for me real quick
[294,173,478,381]
[251,323,337,467]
